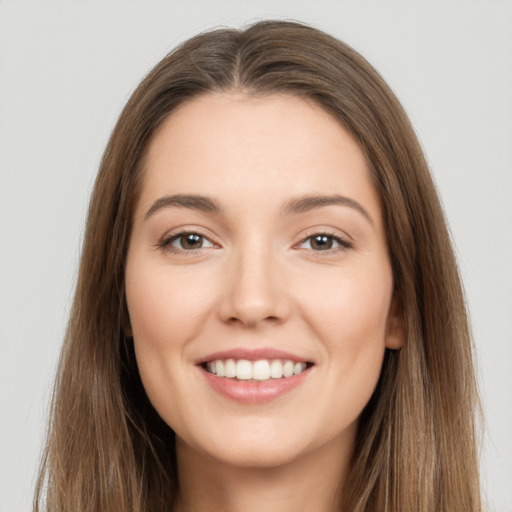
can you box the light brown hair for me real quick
[34,20,482,511]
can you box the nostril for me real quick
[225,315,281,326]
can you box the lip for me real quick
[195,347,315,404]
[198,364,313,404]
[195,347,313,365]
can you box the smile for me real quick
[196,348,315,403]
[198,356,314,404]
[204,358,310,382]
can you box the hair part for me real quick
[35,20,482,512]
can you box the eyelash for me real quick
[158,229,215,255]
[297,232,353,253]
[157,230,353,256]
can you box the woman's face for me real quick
[125,92,403,468]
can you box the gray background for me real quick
[1,1,511,511]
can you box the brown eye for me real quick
[166,232,215,251]
[179,233,203,250]
[298,233,352,252]
[310,235,333,250]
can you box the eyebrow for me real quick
[282,194,374,226]
[144,193,373,226]
[144,194,223,220]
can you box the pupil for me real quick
[312,235,332,250]
[181,233,202,249]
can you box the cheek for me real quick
[125,258,205,386]
[125,261,214,353]
[302,263,393,343]
[297,263,392,406]
[125,259,217,428]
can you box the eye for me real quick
[298,233,352,251]
[161,231,215,253]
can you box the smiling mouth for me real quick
[201,358,314,382]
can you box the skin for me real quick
[125,92,403,512]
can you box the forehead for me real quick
[138,92,382,226]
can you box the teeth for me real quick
[293,362,304,375]
[270,359,283,378]
[283,360,294,378]
[216,360,225,377]
[236,359,252,380]
[225,359,236,378]
[205,358,308,381]
[252,360,270,380]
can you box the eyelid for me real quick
[157,227,219,255]
[169,233,215,249]
[156,226,353,256]
[293,229,353,253]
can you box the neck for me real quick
[173,433,354,512]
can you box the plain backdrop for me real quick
[1,1,511,511]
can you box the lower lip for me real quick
[199,366,312,404]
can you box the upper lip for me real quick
[195,347,314,365]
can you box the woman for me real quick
[34,20,482,512]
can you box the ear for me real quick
[123,323,133,338]
[385,294,405,349]
[122,300,133,338]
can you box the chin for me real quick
[204,440,307,469]
[179,417,325,470]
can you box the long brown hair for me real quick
[34,20,482,511]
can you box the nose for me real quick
[218,243,291,328]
